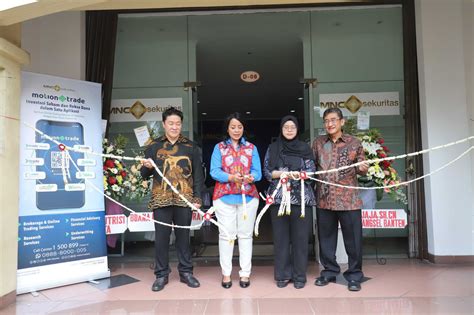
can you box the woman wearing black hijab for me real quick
[263,115,316,289]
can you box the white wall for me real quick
[21,11,85,80]
[464,1,474,233]
[416,0,474,256]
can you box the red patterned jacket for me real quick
[212,140,260,201]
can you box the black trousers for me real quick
[316,208,363,282]
[270,205,311,283]
[153,206,193,278]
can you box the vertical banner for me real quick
[17,72,110,294]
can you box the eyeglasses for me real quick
[283,126,297,131]
[323,118,341,125]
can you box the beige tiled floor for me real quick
[2,259,473,314]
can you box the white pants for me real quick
[214,198,259,277]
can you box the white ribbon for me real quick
[241,183,248,220]
[24,120,473,239]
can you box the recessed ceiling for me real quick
[191,12,306,121]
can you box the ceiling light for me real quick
[201,112,207,115]
[290,109,296,113]
[297,97,303,100]
[245,111,251,115]
[0,0,37,11]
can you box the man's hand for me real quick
[192,203,201,211]
[358,161,370,173]
[142,158,154,169]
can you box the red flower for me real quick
[121,170,127,178]
[105,159,115,168]
[382,146,390,152]
[377,138,385,144]
[108,177,117,185]
[381,160,391,168]
[103,165,108,171]
[379,152,387,158]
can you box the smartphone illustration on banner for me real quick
[35,120,85,210]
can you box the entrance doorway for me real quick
[191,13,306,251]
[109,6,412,261]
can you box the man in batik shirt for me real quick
[312,108,369,291]
[141,107,204,292]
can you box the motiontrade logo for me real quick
[31,92,86,104]
[32,93,67,102]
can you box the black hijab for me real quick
[268,115,314,171]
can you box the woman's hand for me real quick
[288,171,300,180]
[243,175,255,184]
[229,173,244,184]
[271,170,283,179]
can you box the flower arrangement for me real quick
[103,135,128,201]
[123,159,152,202]
[345,119,408,204]
[103,135,151,202]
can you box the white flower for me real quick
[375,170,385,179]
[123,181,131,187]
[111,168,118,174]
[112,185,120,192]
[368,166,376,175]
[362,141,382,156]
[131,186,136,191]
[106,145,114,154]
[117,149,124,155]
[131,178,138,184]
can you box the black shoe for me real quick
[347,280,361,291]
[314,276,336,286]
[294,281,305,289]
[179,273,200,288]
[276,280,290,288]
[222,276,232,289]
[151,276,168,292]
[239,277,250,288]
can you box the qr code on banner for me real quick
[51,151,69,169]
